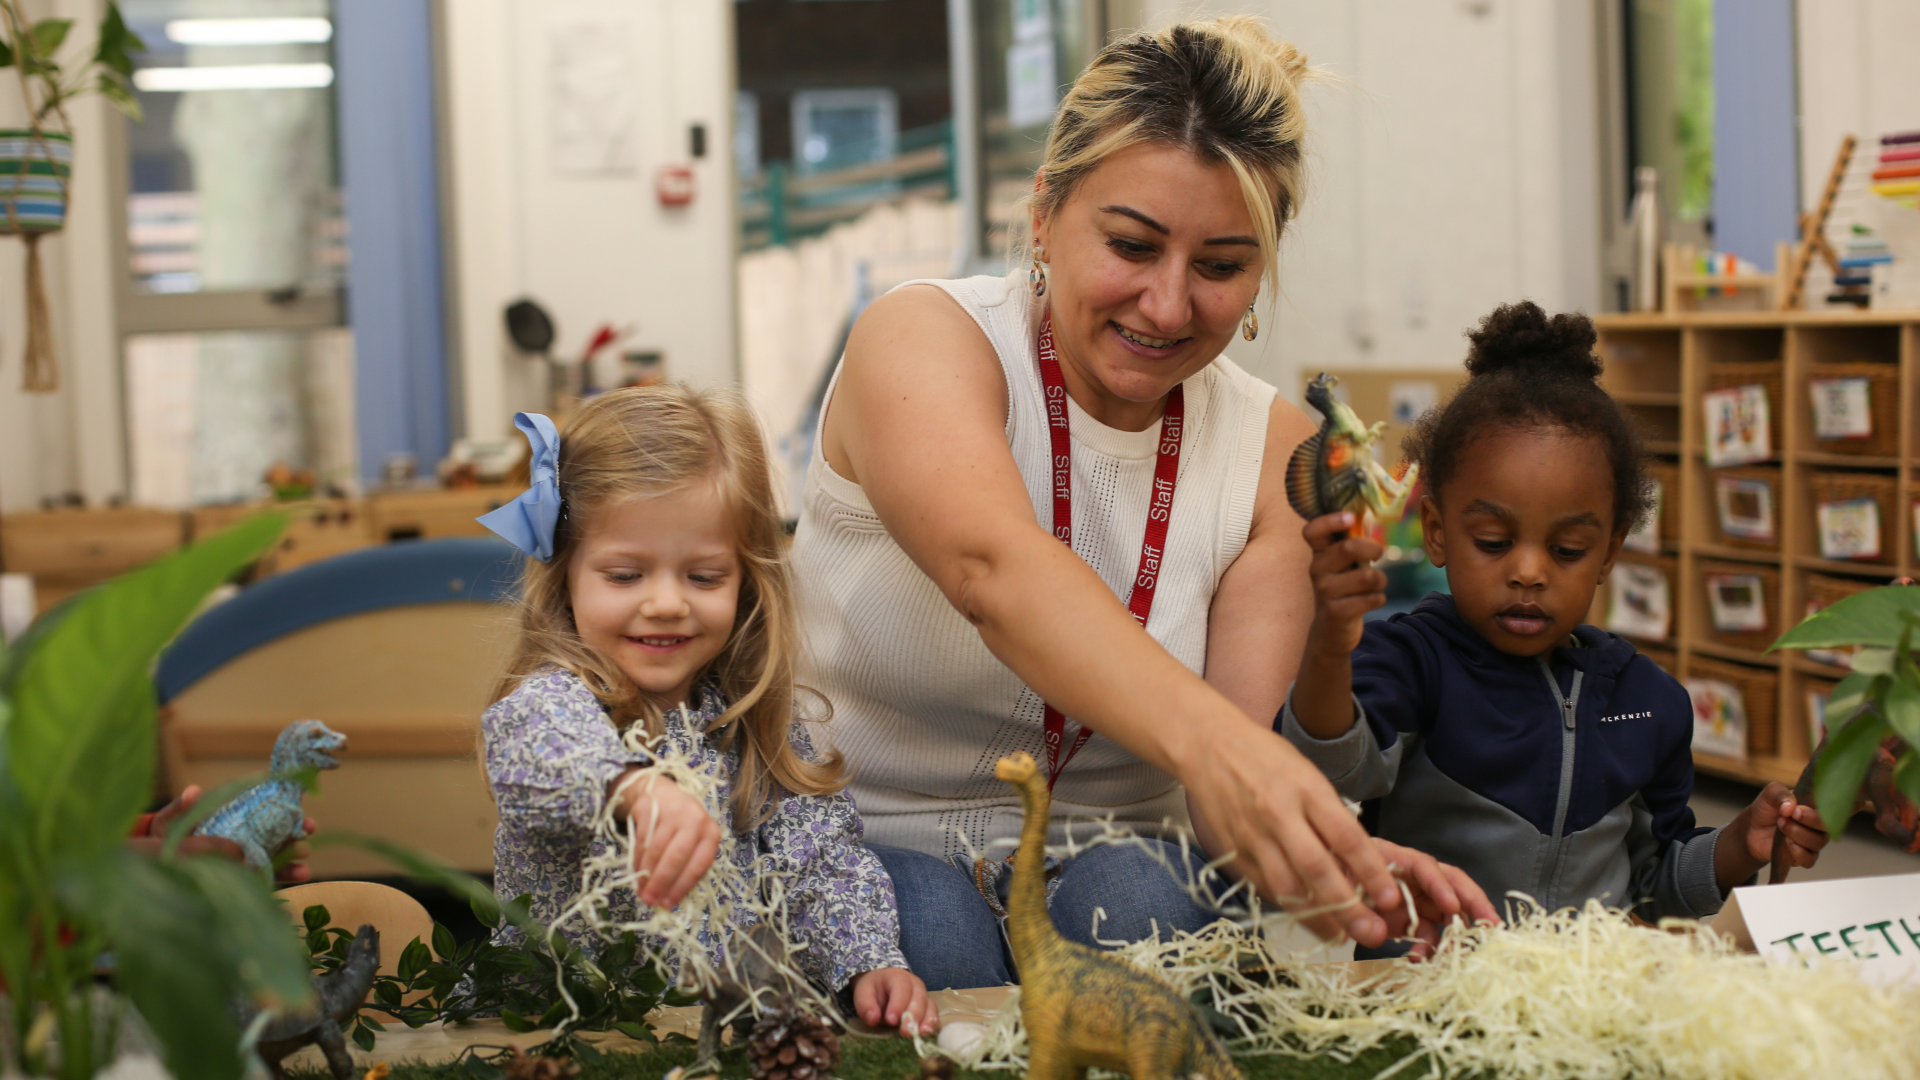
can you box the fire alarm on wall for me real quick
[656,165,695,207]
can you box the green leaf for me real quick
[613,1020,658,1043]
[352,1022,376,1051]
[500,1009,536,1033]
[97,72,142,122]
[303,903,331,932]
[1895,749,1920,809]
[1851,647,1897,675]
[1883,675,1920,748]
[433,921,457,961]
[66,850,309,1080]
[1774,586,1920,651]
[0,38,14,68]
[1815,711,1891,832]
[30,19,72,56]
[6,512,284,862]
[398,937,429,981]
[94,3,145,76]
[375,979,403,1008]
[1825,672,1875,730]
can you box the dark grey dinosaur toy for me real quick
[246,925,380,1080]
[696,920,810,1071]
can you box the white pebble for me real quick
[937,1020,986,1057]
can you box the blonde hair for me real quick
[1028,15,1316,292]
[491,383,843,830]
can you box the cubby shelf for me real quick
[1594,309,1920,790]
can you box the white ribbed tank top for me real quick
[792,270,1277,859]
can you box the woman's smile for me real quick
[1110,320,1190,355]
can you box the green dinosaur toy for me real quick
[1286,372,1419,532]
[995,752,1242,1080]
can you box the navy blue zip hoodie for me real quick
[1278,592,1726,920]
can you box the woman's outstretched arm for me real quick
[821,286,1401,945]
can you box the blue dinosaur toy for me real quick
[194,719,346,871]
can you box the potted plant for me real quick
[1770,585,1920,849]
[0,513,317,1080]
[0,1,142,392]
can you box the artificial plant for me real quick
[0,512,317,1080]
[1770,585,1920,834]
[0,0,142,391]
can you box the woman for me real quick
[791,16,1494,989]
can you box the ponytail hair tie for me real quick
[477,412,565,561]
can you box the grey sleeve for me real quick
[1276,689,1400,802]
[1630,806,1731,919]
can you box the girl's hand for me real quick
[611,766,722,908]
[1371,838,1501,959]
[850,967,937,1034]
[1743,781,1830,868]
[1302,511,1387,656]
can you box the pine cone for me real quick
[749,995,841,1080]
[501,1047,582,1080]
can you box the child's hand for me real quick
[1303,511,1387,656]
[1743,781,1830,868]
[849,967,937,1035]
[611,766,722,908]
[1715,781,1830,891]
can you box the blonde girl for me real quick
[478,383,934,1032]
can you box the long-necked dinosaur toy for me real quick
[994,752,1242,1080]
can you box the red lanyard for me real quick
[1035,315,1185,791]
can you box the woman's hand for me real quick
[1183,736,1403,947]
[1302,511,1387,657]
[611,766,722,908]
[1371,838,1500,959]
[850,967,938,1035]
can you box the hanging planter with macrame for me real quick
[0,2,142,392]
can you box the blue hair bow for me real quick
[477,413,564,561]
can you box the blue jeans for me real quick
[869,840,1221,990]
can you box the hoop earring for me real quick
[1030,247,1047,298]
[1242,304,1259,341]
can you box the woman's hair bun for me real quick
[1464,300,1601,382]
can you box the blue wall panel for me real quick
[336,0,449,482]
[1713,0,1800,270]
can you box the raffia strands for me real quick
[919,820,1920,1080]
[544,730,843,1036]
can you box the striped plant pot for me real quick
[0,130,72,234]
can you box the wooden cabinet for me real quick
[1595,310,1920,788]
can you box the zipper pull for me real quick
[1564,699,1576,729]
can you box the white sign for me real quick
[549,18,638,176]
[1389,380,1440,426]
[1006,39,1059,130]
[1713,872,1920,989]
[1704,384,1772,467]
[1810,377,1874,440]
[1685,677,1748,758]
[1817,498,1882,562]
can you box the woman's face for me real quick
[1033,141,1266,429]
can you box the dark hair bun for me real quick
[1465,301,1601,382]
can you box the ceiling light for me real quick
[164,18,332,45]
[132,63,335,92]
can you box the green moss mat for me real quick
[288,1033,1451,1080]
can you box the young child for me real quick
[1280,302,1829,929]
[478,384,935,1033]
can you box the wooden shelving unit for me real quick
[1594,309,1920,789]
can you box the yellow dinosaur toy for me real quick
[994,752,1243,1080]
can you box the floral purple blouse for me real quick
[481,666,908,991]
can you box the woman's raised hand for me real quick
[611,766,722,909]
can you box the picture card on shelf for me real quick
[1704,384,1772,467]
[1622,478,1663,554]
[1714,475,1776,542]
[1707,573,1769,633]
[1809,377,1874,440]
[1817,498,1883,562]
[1607,561,1670,641]
[1686,677,1749,759]
[1711,872,1920,989]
